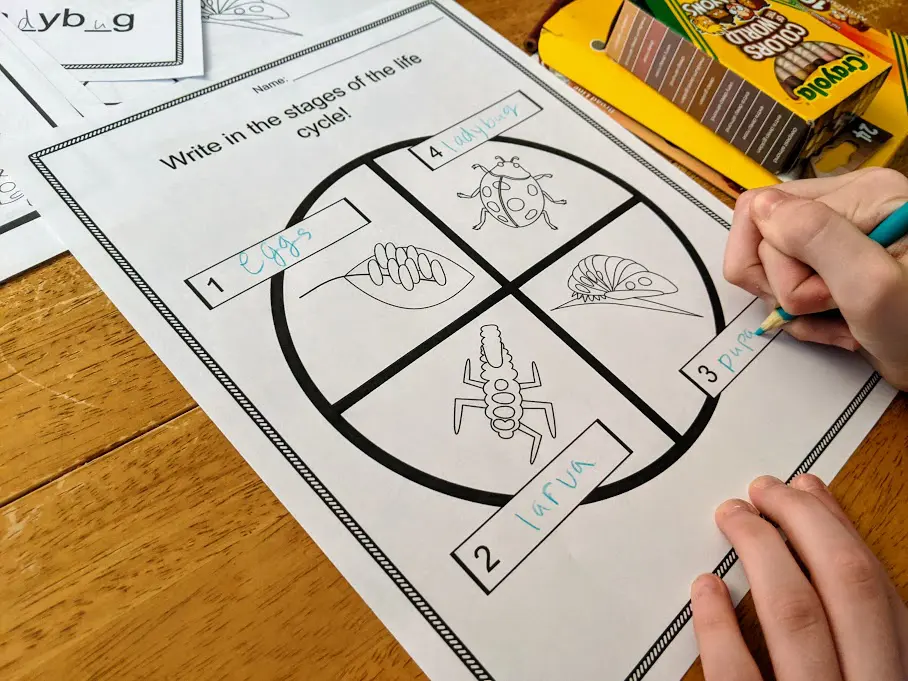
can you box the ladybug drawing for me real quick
[457,156,566,231]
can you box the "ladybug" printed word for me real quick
[457,156,566,231]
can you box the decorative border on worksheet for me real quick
[0,61,53,236]
[26,3,884,680]
[62,0,184,70]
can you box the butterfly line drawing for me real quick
[201,0,302,35]
[552,254,701,317]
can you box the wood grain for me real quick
[0,257,193,506]
[0,1,905,680]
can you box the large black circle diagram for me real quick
[272,137,723,506]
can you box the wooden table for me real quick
[1,2,905,679]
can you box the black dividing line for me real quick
[0,64,57,128]
[513,290,683,443]
[510,196,638,289]
[0,210,41,236]
[332,191,639,414]
[367,160,510,287]
[333,286,510,413]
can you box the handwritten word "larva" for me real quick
[515,459,597,531]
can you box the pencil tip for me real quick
[754,327,765,337]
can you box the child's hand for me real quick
[691,475,908,680]
[723,168,908,389]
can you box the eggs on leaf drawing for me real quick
[298,242,475,311]
[554,255,701,317]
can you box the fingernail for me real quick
[691,574,720,599]
[751,188,787,221]
[792,474,825,492]
[750,475,783,490]
[716,498,757,517]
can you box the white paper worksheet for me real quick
[0,0,203,81]
[7,2,896,679]
[85,0,384,104]
[0,15,103,281]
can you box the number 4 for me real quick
[430,146,443,159]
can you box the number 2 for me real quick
[473,545,500,572]
[207,277,224,293]
[698,365,718,383]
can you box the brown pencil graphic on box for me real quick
[802,42,838,62]
[792,44,826,69]
[820,41,858,56]
[783,49,817,74]
[775,63,802,98]
[777,55,808,81]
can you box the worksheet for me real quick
[0,0,204,81]
[85,0,382,104]
[7,2,896,678]
[0,15,103,281]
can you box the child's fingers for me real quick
[783,316,858,351]
[757,240,834,316]
[725,190,772,298]
[791,475,908,669]
[751,189,906,327]
[690,574,763,681]
[814,168,908,231]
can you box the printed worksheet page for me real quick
[0,0,203,80]
[85,0,386,104]
[0,15,103,281]
[7,2,896,679]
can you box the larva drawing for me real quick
[457,156,565,230]
[298,241,474,310]
[554,254,700,317]
[454,324,556,465]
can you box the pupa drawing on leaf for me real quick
[457,156,565,231]
[201,0,302,35]
[454,324,556,465]
[552,255,701,317]
[298,242,474,310]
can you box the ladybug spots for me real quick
[625,281,636,289]
[527,184,539,196]
[496,215,510,223]
[492,180,511,190]
[481,186,492,198]
[487,201,501,213]
[506,198,525,211]
[525,209,539,221]
[639,276,652,287]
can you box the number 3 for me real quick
[698,365,718,383]
[473,545,500,572]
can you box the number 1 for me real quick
[207,277,224,293]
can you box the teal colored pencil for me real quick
[755,200,908,336]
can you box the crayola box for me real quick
[606,0,891,172]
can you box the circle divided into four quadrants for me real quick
[271,137,724,506]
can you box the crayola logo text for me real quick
[795,55,868,99]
